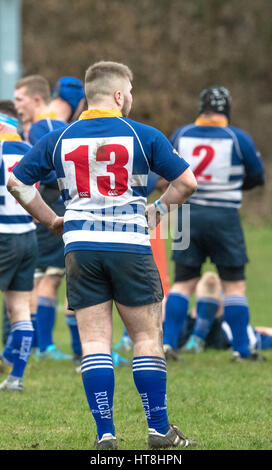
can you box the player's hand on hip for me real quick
[145,204,161,231]
[49,216,64,236]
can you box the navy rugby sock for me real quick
[2,332,14,364]
[193,297,219,340]
[163,292,189,349]
[81,354,115,440]
[36,297,56,352]
[31,313,38,348]
[224,296,250,358]
[9,321,33,379]
[133,356,169,435]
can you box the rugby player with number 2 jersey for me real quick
[163,86,265,362]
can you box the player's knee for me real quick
[171,281,197,296]
[39,274,62,296]
[196,271,221,298]
[132,326,164,355]
[222,280,246,297]
[48,274,62,287]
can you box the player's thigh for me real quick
[172,264,201,295]
[75,300,113,353]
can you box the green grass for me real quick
[1,223,272,450]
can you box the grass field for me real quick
[0,223,272,450]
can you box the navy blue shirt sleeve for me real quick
[146,171,159,196]
[232,127,264,177]
[150,129,189,181]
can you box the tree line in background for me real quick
[22,0,272,221]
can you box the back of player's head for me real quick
[199,86,231,119]
[0,100,18,119]
[52,76,85,114]
[84,61,133,103]
[0,100,18,130]
[15,75,51,104]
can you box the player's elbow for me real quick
[7,173,37,205]
[180,169,197,198]
[6,174,17,193]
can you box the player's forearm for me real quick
[160,168,197,211]
[7,174,57,229]
[21,191,58,228]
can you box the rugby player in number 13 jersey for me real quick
[7,61,197,449]
[163,86,265,362]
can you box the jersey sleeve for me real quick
[12,130,61,185]
[146,171,159,196]
[150,130,189,181]
[235,128,264,177]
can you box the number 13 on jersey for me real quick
[62,137,134,199]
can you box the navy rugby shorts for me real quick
[65,250,164,310]
[173,203,248,269]
[0,230,38,291]
[35,199,65,269]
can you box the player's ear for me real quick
[114,90,123,108]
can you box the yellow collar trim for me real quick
[79,109,122,120]
[35,112,58,122]
[0,134,22,142]
[195,117,228,127]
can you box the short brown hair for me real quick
[0,100,18,119]
[15,75,51,103]
[84,61,133,103]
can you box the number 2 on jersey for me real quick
[65,144,129,198]
[192,145,215,181]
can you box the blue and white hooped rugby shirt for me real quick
[0,134,36,234]
[170,116,264,209]
[13,109,189,255]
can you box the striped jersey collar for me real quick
[0,133,22,142]
[35,112,58,122]
[195,116,228,127]
[79,109,122,120]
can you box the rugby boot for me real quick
[148,425,197,449]
[182,335,205,353]
[0,375,23,391]
[94,433,117,450]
